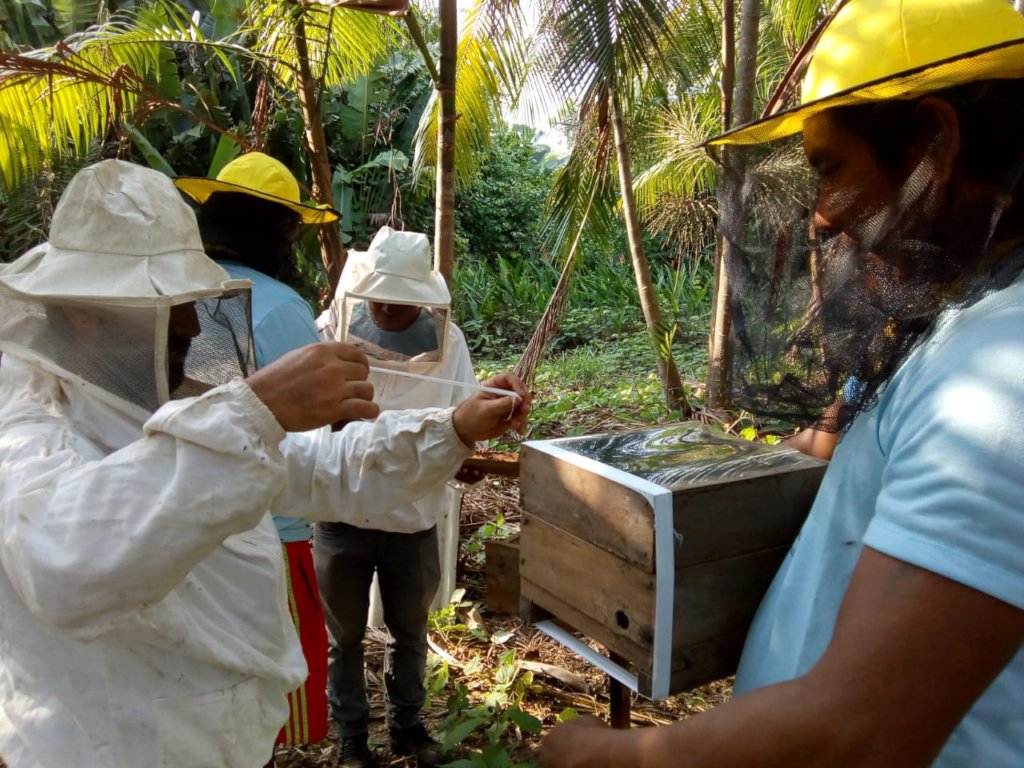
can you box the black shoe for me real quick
[389,722,447,767]
[336,734,377,768]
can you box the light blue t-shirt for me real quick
[735,276,1024,767]
[222,262,319,543]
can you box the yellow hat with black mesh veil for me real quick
[709,0,1024,147]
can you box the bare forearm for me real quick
[783,427,839,460]
[639,681,860,768]
[544,679,858,768]
[542,550,1024,768]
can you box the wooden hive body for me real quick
[519,424,827,699]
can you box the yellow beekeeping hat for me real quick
[709,0,1024,146]
[174,151,340,224]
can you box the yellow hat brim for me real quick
[707,38,1024,147]
[174,176,341,224]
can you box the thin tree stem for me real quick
[610,87,689,416]
[433,0,458,288]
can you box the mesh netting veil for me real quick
[722,78,1024,432]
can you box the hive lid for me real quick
[539,423,825,491]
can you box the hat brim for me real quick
[347,270,450,307]
[707,38,1024,147]
[174,177,340,224]
[0,242,248,305]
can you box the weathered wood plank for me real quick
[671,467,825,567]
[520,513,656,665]
[520,445,655,570]
[520,579,651,671]
[520,435,826,699]
[638,627,748,695]
[484,536,520,615]
[671,545,789,646]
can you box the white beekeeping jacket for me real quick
[0,357,473,768]
[0,163,474,768]
[319,236,480,532]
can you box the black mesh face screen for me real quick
[178,290,256,397]
[723,82,1024,432]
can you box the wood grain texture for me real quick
[521,446,656,570]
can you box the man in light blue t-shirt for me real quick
[539,2,1024,767]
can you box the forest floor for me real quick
[274,475,732,768]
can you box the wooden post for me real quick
[608,652,632,729]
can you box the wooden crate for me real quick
[519,424,827,699]
[484,535,521,615]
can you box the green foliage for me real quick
[460,511,514,569]
[0,0,63,49]
[456,128,555,264]
[436,649,541,768]
[528,335,672,437]
[0,0,177,49]
[554,707,580,724]
[0,147,102,262]
[324,46,434,248]
[429,589,491,645]
[476,327,696,445]
[453,254,557,355]
[459,243,714,446]
[0,0,244,189]
[427,598,540,767]
[453,243,713,363]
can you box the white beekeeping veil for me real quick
[0,160,254,416]
[331,226,451,371]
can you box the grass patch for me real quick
[477,328,709,448]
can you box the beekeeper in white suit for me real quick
[314,227,481,768]
[0,161,530,768]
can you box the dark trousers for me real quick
[313,522,440,739]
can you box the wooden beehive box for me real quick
[519,423,828,699]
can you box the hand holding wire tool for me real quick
[451,372,531,447]
[247,342,379,432]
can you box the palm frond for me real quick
[646,193,719,262]
[246,1,398,90]
[51,0,101,37]
[659,0,722,94]
[535,0,682,111]
[633,93,719,214]
[412,0,532,189]
[541,115,619,262]
[764,0,828,54]
[0,1,249,189]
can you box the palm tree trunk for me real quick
[720,0,735,133]
[294,15,346,304]
[706,0,760,410]
[706,0,737,411]
[610,87,689,415]
[433,0,457,287]
[250,76,272,152]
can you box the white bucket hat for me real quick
[346,226,450,307]
[0,159,239,305]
